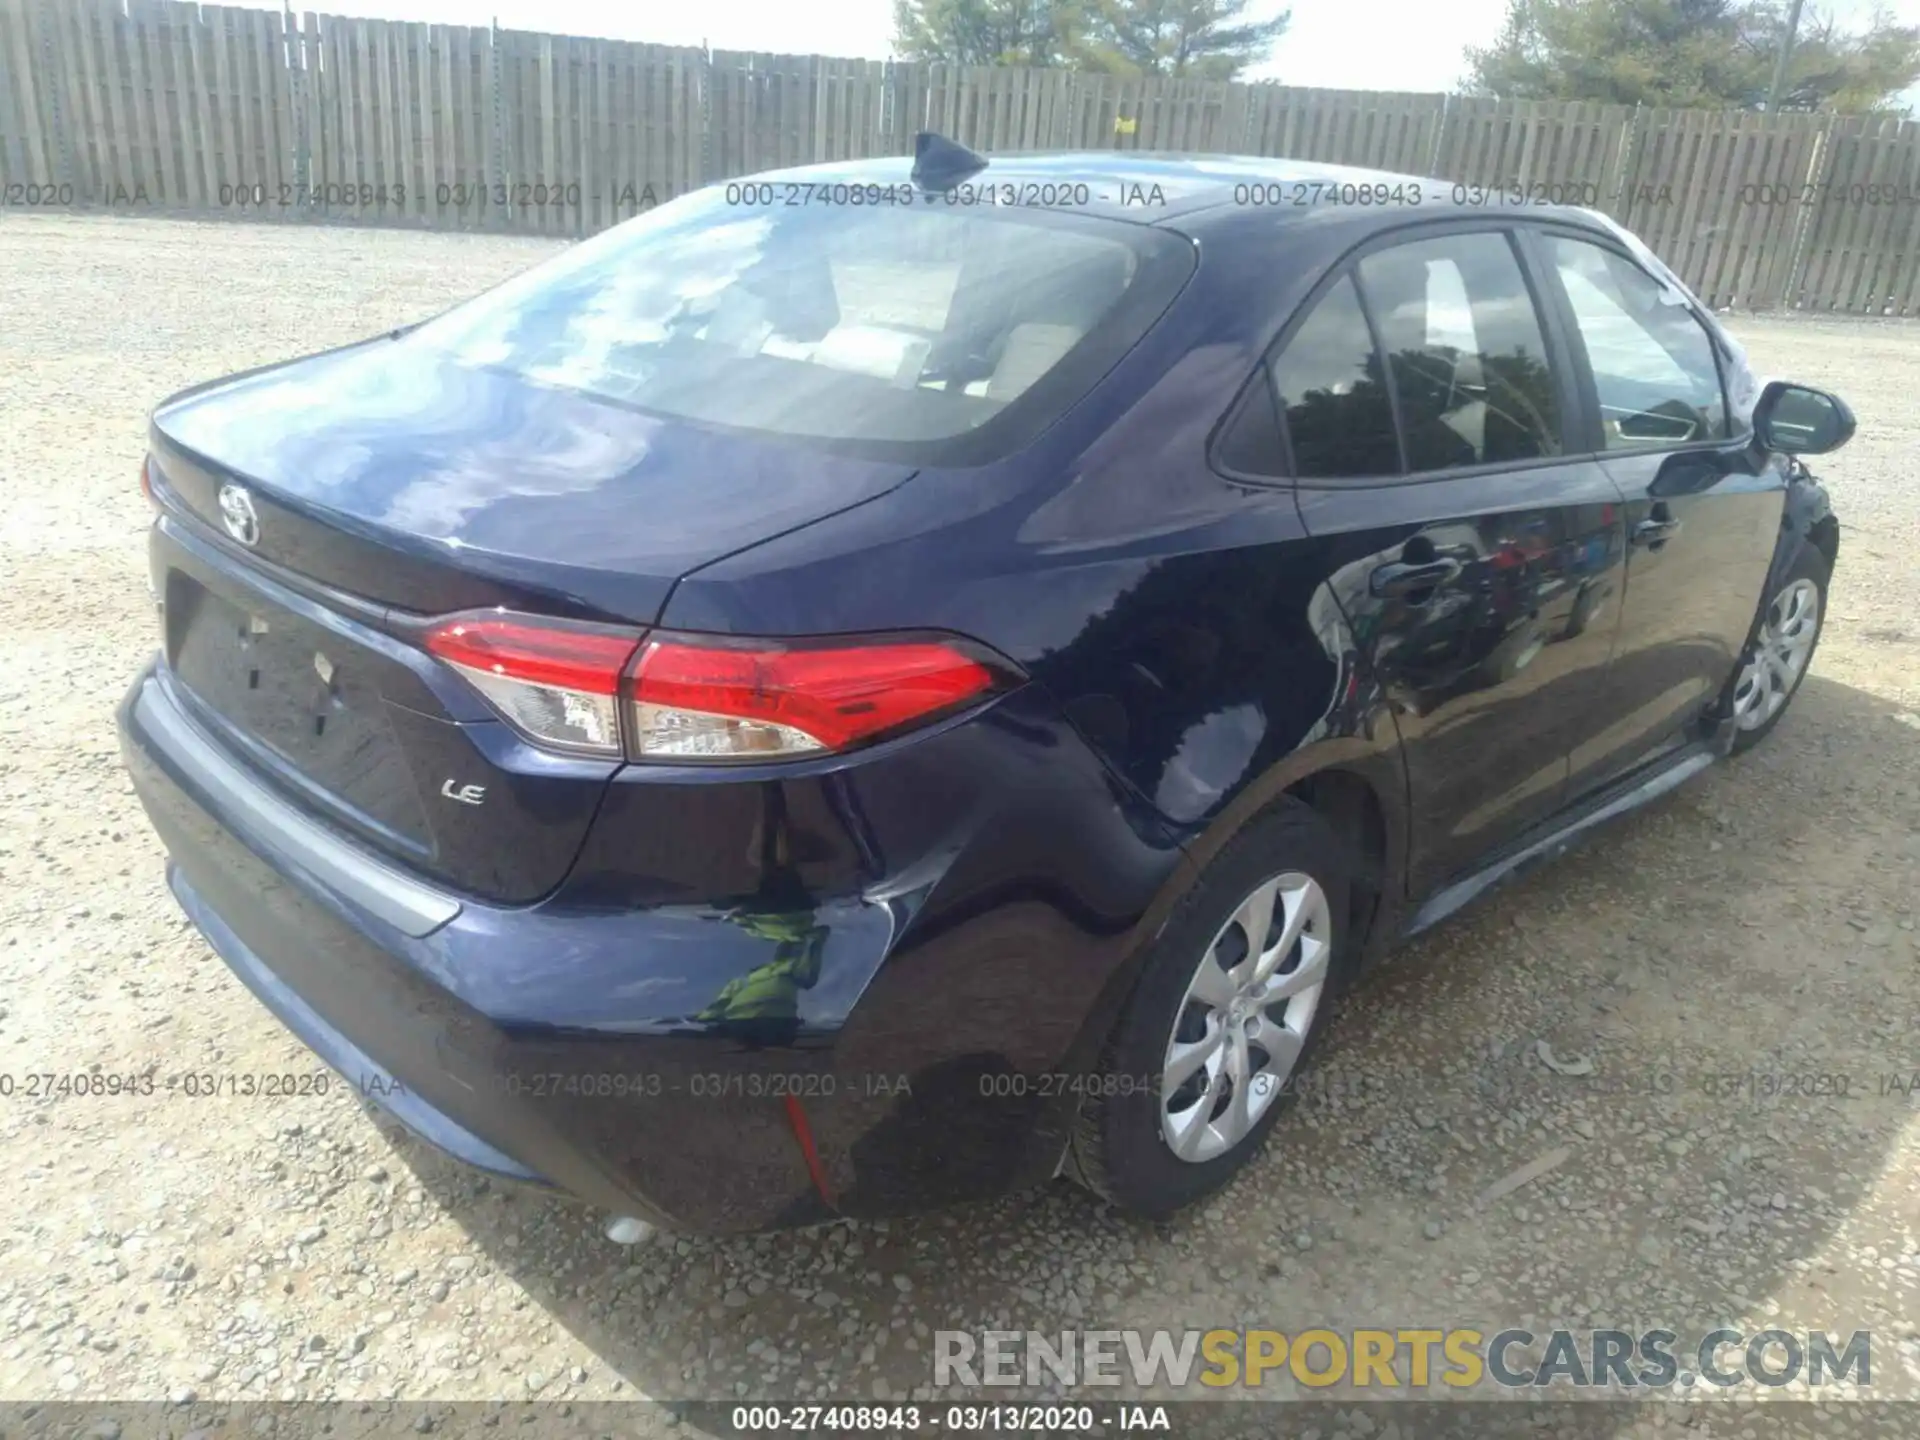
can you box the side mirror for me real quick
[1754,380,1855,455]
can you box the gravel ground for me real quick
[1,212,1917,1432]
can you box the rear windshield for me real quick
[409,186,1193,463]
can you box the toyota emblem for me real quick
[217,482,259,547]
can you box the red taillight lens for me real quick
[140,457,156,506]
[423,614,1017,763]
[625,633,1013,761]
[423,611,644,757]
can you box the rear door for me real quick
[1529,228,1784,794]
[1285,224,1630,896]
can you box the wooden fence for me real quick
[6,0,1920,313]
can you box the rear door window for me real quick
[1357,232,1565,472]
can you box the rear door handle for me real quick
[1370,557,1463,598]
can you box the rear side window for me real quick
[1358,232,1564,472]
[409,186,1191,463]
[1546,235,1728,447]
[1268,275,1400,478]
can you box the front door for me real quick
[1282,227,1630,897]
[1533,231,1785,794]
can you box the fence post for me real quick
[0,2,20,187]
[1784,112,1842,312]
[1604,103,1644,220]
[1427,92,1451,177]
[698,42,712,188]
[34,0,77,197]
[880,57,895,155]
[486,15,504,226]
[285,2,310,205]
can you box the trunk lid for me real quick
[147,340,916,903]
[151,337,918,624]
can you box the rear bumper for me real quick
[167,861,549,1188]
[118,656,1188,1232]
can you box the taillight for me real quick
[625,632,1014,762]
[140,457,156,506]
[424,613,1017,763]
[423,611,643,758]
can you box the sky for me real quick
[219,0,1920,96]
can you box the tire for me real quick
[1070,800,1354,1217]
[1726,544,1830,755]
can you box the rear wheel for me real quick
[1728,546,1828,754]
[1070,801,1353,1217]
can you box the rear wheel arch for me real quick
[1165,750,1407,978]
[1287,767,1392,965]
[1067,795,1353,1212]
[1054,751,1406,1202]
[1058,749,1406,1125]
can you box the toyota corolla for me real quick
[118,136,1851,1237]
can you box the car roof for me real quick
[731,149,1585,228]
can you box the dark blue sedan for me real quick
[119,137,1851,1237]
